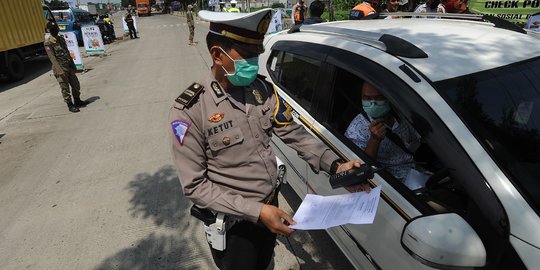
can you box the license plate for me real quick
[59,25,66,30]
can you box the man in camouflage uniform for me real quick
[186,4,195,45]
[44,21,89,113]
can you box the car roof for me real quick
[282,19,540,82]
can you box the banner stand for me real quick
[81,25,106,56]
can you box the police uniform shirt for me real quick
[44,35,75,75]
[169,76,339,223]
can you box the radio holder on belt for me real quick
[190,205,230,251]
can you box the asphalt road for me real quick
[0,12,354,270]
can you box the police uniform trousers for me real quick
[56,70,81,103]
[189,26,195,43]
[210,196,278,270]
[128,24,137,38]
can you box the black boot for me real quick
[67,102,80,113]
[74,98,90,107]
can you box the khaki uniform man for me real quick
[44,21,88,113]
[187,4,195,45]
[168,9,364,270]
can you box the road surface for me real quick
[0,11,354,270]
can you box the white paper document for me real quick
[289,186,381,230]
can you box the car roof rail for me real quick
[297,25,428,58]
[379,12,527,34]
[481,15,527,34]
[379,12,484,20]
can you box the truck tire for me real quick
[6,53,24,81]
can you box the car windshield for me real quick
[52,11,72,22]
[435,57,540,213]
[138,4,148,8]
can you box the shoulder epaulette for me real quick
[175,82,204,109]
[255,75,272,96]
[45,36,57,45]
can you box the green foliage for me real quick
[322,9,350,21]
[271,2,285,8]
[333,0,358,10]
[46,0,69,9]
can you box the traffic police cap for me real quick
[199,8,272,45]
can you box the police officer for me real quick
[227,0,240,12]
[293,0,308,25]
[124,13,138,39]
[168,9,364,270]
[186,4,195,45]
[44,21,89,113]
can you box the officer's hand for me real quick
[337,160,372,193]
[259,204,296,236]
[369,119,387,142]
[336,159,361,174]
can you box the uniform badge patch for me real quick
[211,81,224,98]
[274,96,294,125]
[171,120,191,145]
[252,89,263,104]
[208,112,224,123]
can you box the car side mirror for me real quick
[401,213,486,269]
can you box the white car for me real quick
[260,16,540,269]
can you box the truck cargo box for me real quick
[0,0,49,53]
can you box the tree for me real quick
[46,0,69,9]
[271,2,285,8]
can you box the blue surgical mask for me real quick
[220,48,259,87]
[362,99,391,118]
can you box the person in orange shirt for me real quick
[350,0,379,20]
[293,0,308,25]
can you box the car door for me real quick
[265,38,524,269]
[265,41,332,199]
[312,46,525,269]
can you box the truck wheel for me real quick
[6,53,24,81]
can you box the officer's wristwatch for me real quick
[330,159,345,175]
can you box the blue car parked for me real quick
[52,8,95,44]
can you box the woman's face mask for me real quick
[220,47,259,87]
[362,99,391,118]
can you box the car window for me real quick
[52,11,72,22]
[43,8,54,22]
[435,57,540,214]
[267,50,321,110]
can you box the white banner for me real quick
[81,25,106,55]
[46,32,84,70]
[267,9,283,34]
[122,16,138,33]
